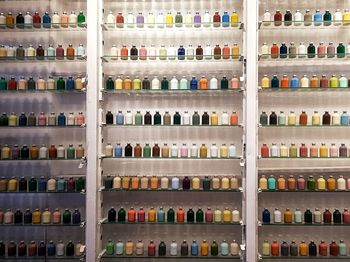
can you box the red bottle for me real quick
[8,77,17,90]
[33,12,41,28]
[261,144,269,158]
[205,208,213,222]
[323,208,332,223]
[137,207,145,222]
[329,240,339,256]
[148,240,156,256]
[28,241,37,256]
[177,208,185,222]
[299,112,308,125]
[213,11,221,25]
[116,12,124,26]
[319,240,327,256]
[48,144,57,159]
[343,208,350,224]
[270,43,279,58]
[274,10,282,26]
[320,75,329,88]
[128,207,136,222]
[56,45,65,60]
[271,240,279,256]
[299,144,308,158]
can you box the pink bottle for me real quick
[222,44,230,59]
[76,112,85,125]
[205,207,213,222]
[38,112,47,126]
[309,143,318,157]
[343,208,350,224]
[61,11,69,27]
[329,144,338,158]
[139,45,147,60]
[180,144,188,158]
[230,75,239,89]
[297,175,305,190]
[56,44,65,60]
[137,207,145,222]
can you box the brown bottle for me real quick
[134,143,142,157]
[322,111,331,125]
[214,44,221,59]
[287,175,296,190]
[30,144,39,159]
[299,111,308,125]
[66,44,75,60]
[152,144,160,157]
[48,144,57,159]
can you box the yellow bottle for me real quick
[200,144,207,158]
[261,75,270,89]
[148,207,156,222]
[122,176,130,189]
[133,77,141,90]
[262,240,270,256]
[42,208,51,224]
[287,111,296,125]
[329,75,339,88]
[192,177,200,190]
[1,145,11,159]
[200,240,209,256]
[343,9,350,25]
[165,12,173,27]
[221,176,230,189]
[211,112,218,125]
[140,176,148,189]
[317,176,326,190]
[8,177,17,191]
[220,144,228,158]
[8,113,17,126]
[230,11,239,27]
[312,111,320,125]
[32,208,42,224]
[259,175,268,190]
[125,240,134,255]
[223,208,232,222]
[231,43,240,59]
[327,175,336,191]
[115,76,123,90]
[319,143,328,158]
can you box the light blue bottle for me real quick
[313,10,322,26]
[222,11,230,27]
[157,207,165,222]
[220,240,229,256]
[268,175,276,190]
[115,240,124,255]
[191,240,198,256]
[171,177,180,189]
[339,75,348,88]
[290,75,299,89]
[114,143,122,158]
[57,177,66,192]
[341,111,349,125]
[116,111,124,125]
[47,44,55,60]
[180,77,188,90]
[339,240,347,256]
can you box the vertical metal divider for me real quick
[245,0,259,261]
[86,0,100,261]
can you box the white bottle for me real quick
[203,11,211,27]
[294,10,302,26]
[77,44,85,57]
[110,45,118,57]
[161,177,169,189]
[230,240,240,256]
[298,42,306,58]
[147,12,155,28]
[221,112,229,125]
[180,77,188,90]
[148,44,156,60]
[157,12,164,28]
[27,45,36,57]
[39,144,48,159]
[337,176,346,190]
[56,241,65,256]
[57,145,65,158]
[209,77,218,89]
[67,112,75,125]
[24,12,33,28]
[151,76,160,90]
[210,144,218,158]
[262,10,271,26]
[204,44,212,59]
[104,143,113,157]
[185,11,192,27]
[106,12,115,28]
[113,176,121,189]
[127,12,134,28]
[334,9,342,25]
[260,43,269,57]
[273,208,282,223]
[270,143,279,157]
[7,46,15,57]
[170,240,178,256]
[300,75,309,87]
[52,12,60,28]
[168,45,176,60]
[229,144,236,157]
[232,208,240,223]
[183,111,190,125]
[170,76,179,89]
[191,144,198,157]
[69,11,77,27]
[125,111,133,125]
[280,144,288,157]
[0,13,5,28]
[186,44,194,60]
[171,144,178,157]
[332,111,340,125]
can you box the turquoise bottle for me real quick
[161,76,169,90]
[268,175,276,190]
[115,240,124,255]
[271,75,279,88]
[157,207,165,222]
[221,76,229,89]
[0,77,7,90]
[105,76,114,90]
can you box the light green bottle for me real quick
[180,77,188,90]
[159,45,167,60]
[329,75,339,88]
[143,144,151,157]
[134,111,142,125]
[339,75,348,88]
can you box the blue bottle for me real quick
[222,11,230,27]
[116,111,124,125]
[72,209,81,224]
[341,111,349,125]
[47,241,56,256]
[157,207,165,222]
[191,240,198,256]
[66,77,75,90]
[190,76,198,90]
[38,176,47,192]
[114,143,122,157]
[290,75,299,89]
[178,45,185,60]
[18,112,27,126]
[280,43,287,58]
[57,177,66,192]
[43,12,51,28]
[220,240,229,256]
[271,75,279,88]
[115,240,124,255]
[57,112,66,126]
[268,175,276,190]
[313,10,322,26]
[171,177,180,189]
[262,208,271,224]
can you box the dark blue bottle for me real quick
[262,208,270,224]
[178,45,185,60]
[271,75,280,88]
[38,176,47,192]
[280,43,288,58]
[222,11,230,27]
[66,77,75,90]
[191,240,198,256]
[190,76,198,90]
[47,241,56,256]
[18,112,27,126]
[24,209,32,224]
[72,209,81,224]
[43,12,51,28]
[57,112,66,126]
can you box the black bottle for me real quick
[24,209,32,224]
[304,208,313,224]
[20,145,30,159]
[202,176,211,191]
[322,111,331,125]
[38,241,46,256]
[173,112,181,125]
[181,240,189,256]
[18,112,27,126]
[130,46,138,60]
[308,241,317,256]
[269,112,277,125]
[0,241,5,256]
[280,240,289,256]
[28,177,37,192]
[65,241,74,256]
[124,143,133,157]
[16,12,24,28]
[104,176,113,189]
[333,209,342,224]
[18,177,27,191]
[284,10,292,26]
[142,77,150,89]
[105,111,114,124]
[187,208,195,223]
[144,111,152,125]
[154,111,161,125]
[182,176,191,190]
[108,207,116,222]
[158,241,166,256]
[202,112,209,125]
[14,209,23,224]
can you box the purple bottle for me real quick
[136,12,144,28]
[194,11,201,27]
[297,175,305,190]
[11,144,20,160]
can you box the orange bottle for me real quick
[177,208,185,222]
[280,75,289,89]
[299,111,308,125]
[327,176,336,191]
[201,240,209,256]
[231,43,240,59]
[134,144,142,157]
[299,241,308,256]
[123,77,132,89]
[230,112,239,125]
[128,207,136,222]
[131,176,139,189]
[277,175,286,190]
[199,76,208,89]
[270,43,279,58]
[120,45,128,60]
[148,207,156,222]
[66,44,75,60]
[287,175,296,190]
[310,75,319,88]
[150,176,158,189]
[6,12,14,28]
[283,208,293,223]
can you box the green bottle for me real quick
[307,176,316,191]
[221,76,229,89]
[167,207,175,223]
[77,11,86,27]
[27,77,36,90]
[65,241,74,256]
[0,77,7,90]
[28,177,37,192]
[0,113,9,126]
[63,209,72,224]
[56,77,66,90]
[118,207,126,222]
[173,112,181,125]
[105,76,114,90]
[134,111,142,125]
[192,112,200,125]
[106,240,114,255]
[210,241,219,256]
[196,208,204,223]
[143,144,151,157]
[337,42,345,58]
[307,42,315,58]
[161,77,169,90]
[75,177,85,192]
[66,144,75,159]
[154,112,161,125]
[289,144,298,158]
[323,10,332,26]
